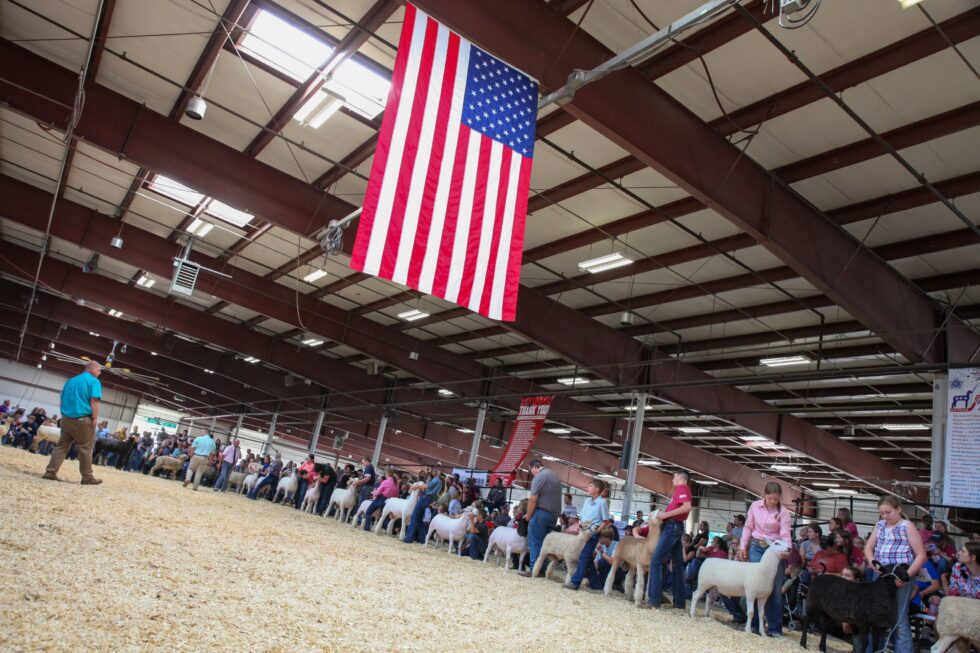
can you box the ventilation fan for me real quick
[170,235,232,297]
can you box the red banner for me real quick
[489,396,553,487]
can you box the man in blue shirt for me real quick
[183,431,216,490]
[43,361,103,485]
[404,471,443,544]
[352,456,377,512]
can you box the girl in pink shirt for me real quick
[362,470,400,532]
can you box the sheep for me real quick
[690,539,791,636]
[149,455,188,478]
[800,563,911,652]
[425,506,478,555]
[272,469,298,504]
[352,499,375,528]
[530,522,594,585]
[602,512,661,604]
[374,488,420,537]
[326,485,358,523]
[483,526,528,571]
[28,425,61,452]
[93,437,137,469]
[241,472,260,495]
[300,479,321,514]
[225,471,246,493]
[933,596,980,653]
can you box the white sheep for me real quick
[272,469,298,504]
[149,455,187,478]
[300,479,321,514]
[603,513,661,604]
[530,522,594,585]
[932,596,980,653]
[483,526,528,571]
[28,425,61,452]
[690,539,791,636]
[241,472,259,495]
[375,488,420,537]
[326,485,358,522]
[352,499,375,528]
[425,506,478,555]
[225,471,246,493]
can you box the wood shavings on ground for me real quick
[0,447,850,652]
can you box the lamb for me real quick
[326,485,358,522]
[149,454,188,478]
[933,596,980,653]
[93,437,137,469]
[374,488,420,537]
[272,469,298,504]
[241,472,260,495]
[483,526,528,571]
[690,539,791,636]
[800,563,911,652]
[530,522,594,585]
[28,425,61,452]
[602,513,662,604]
[425,506,478,555]
[225,471,246,493]
[352,499,375,528]
[300,479,321,514]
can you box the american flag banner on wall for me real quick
[349,3,538,321]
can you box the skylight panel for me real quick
[325,59,390,119]
[206,199,253,228]
[239,10,332,82]
[148,175,204,207]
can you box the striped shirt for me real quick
[873,519,914,566]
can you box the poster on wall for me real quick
[488,396,553,487]
[943,368,980,509]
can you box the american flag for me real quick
[349,3,537,321]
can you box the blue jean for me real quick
[647,520,686,608]
[214,461,233,491]
[570,532,600,588]
[315,482,334,516]
[404,494,434,544]
[721,541,786,635]
[362,496,387,530]
[466,533,487,560]
[527,509,555,570]
[248,474,278,500]
[863,573,913,653]
[294,478,308,508]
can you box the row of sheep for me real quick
[143,457,980,652]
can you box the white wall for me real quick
[0,359,139,431]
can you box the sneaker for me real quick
[80,477,103,486]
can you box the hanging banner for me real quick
[943,368,980,509]
[489,395,553,487]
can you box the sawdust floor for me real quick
[0,447,850,652]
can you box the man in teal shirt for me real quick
[44,361,103,485]
[183,432,216,490]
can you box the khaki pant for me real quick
[186,455,208,489]
[46,416,95,480]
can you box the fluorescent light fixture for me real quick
[577,252,632,274]
[624,405,654,411]
[108,309,123,318]
[638,459,661,466]
[881,423,930,431]
[437,389,455,397]
[541,455,560,462]
[597,473,618,480]
[556,376,589,386]
[398,309,430,322]
[456,428,475,434]
[136,274,156,288]
[741,435,768,442]
[771,464,802,472]
[302,338,324,347]
[679,426,710,434]
[150,352,158,356]
[243,356,259,363]
[302,268,328,283]
[899,0,924,8]
[186,218,213,237]
[829,488,857,495]
[812,481,840,487]
[204,368,215,374]
[296,90,345,128]
[89,331,100,337]
[546,427,572,434]
[696,480,719,486]
[760,355,811,367]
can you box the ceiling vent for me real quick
[169,260,200,296]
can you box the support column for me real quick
[262,412,278,455]
[308,410,326,455]
[233,412,244,439]
[621,393,646,521]
[371,411,389,468]
[931,373,948,520]
[467,403,487,470]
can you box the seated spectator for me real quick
[799,524,823,566]
[12,414,39,450]
[919,514,934,544]
[837,507,859,538]
[631,510,644,530]
[930,521,958,563]
[486,478,506,513]
[463,509,490,560]
[839,565,862,636]
[447,494,462,517]
[828,517,844,534]
[493,505,511,528]
[808,535,847,577]
[943,541,980,599]
[910,552,942,614]
[562,493,577,519]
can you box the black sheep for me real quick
[93,437,137,470]
[800,563,909,653]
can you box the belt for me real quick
[752,538,771,549]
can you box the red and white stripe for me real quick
[350,4,532,322]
